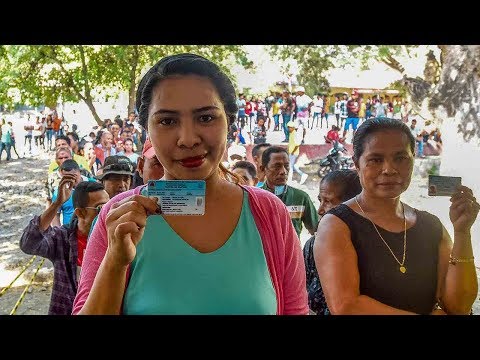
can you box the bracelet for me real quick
[449,255,475,265]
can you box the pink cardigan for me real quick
[72,185,308,315]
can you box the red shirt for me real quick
[76,229,88,266]
[327,130,340,142]
[245,101,252,115]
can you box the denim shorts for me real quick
[344,117,360,131]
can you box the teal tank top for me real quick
[123,190,277,314]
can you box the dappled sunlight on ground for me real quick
[2,194,46,207]
[0,265,30,288]
[0,179,38,188]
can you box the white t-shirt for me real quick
[311,98,324,114]
[295,94,313,112]
[340,100,348,118]
[33,122,43,137]
[236,98,246,111]
[24,119,34,136]
[410,125,422,138]
[334,100,341,114]
[375,102,386,117]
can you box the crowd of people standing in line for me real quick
[228,88,443,158]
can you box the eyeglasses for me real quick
[84,205,104,214]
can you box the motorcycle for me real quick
[305,141,355,178]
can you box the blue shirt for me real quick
[123,190,277,314]
[52,190,74,226]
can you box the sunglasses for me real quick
[102,161,134,173]
[83,205,104,214]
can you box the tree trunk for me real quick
[128,79,137,115]
[84,98,103,126]
[127,46,139,115]
[422,46,480,265]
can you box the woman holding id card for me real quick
[72,54,308,315]
[315,118,480,315]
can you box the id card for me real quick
[146,180,206,215]
[428,175,461,196]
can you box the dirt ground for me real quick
[1,154,479,315]
[0,153,54,315]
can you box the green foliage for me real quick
[267,45,336,94]
[0,45,251,123]
[1,45,107,110]
[427,163,439,176]
[0,46,13,108]
[388,79,409,98]
[266,45,421,94]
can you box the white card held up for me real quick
[428,175,461,196]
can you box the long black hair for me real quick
[352,117,416,162]
[135,53,238,130]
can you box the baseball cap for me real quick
[142,138,156,159]
[228,144,247,159]
[60,159,80,172]
[96,156,135,181]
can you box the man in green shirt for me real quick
[48,135,90,174]
[260,146,318,238]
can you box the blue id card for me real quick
[146,180,206,215]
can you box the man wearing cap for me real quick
[295,86,312,144]
[96,155,134,198]
[343,91,360,140]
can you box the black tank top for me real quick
[328,204,442,314]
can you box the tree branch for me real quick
[78,45,92,103]
[46,46,87,103]
[438,45,448,69]
[381,54,405,74]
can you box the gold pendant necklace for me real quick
[355,196,407,274]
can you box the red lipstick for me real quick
[180,155,205,168]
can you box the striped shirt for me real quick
[19,216,79,315]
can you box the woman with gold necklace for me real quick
[314,118,479,315]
